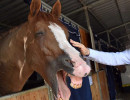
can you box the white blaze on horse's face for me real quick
[48,22,91,77]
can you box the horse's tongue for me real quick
[69,74,83,89]
[57,73,70,100]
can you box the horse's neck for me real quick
[1,22,29,43]
[10,23,29,42]
[0,63,33,95]
[0,22,29,62]
[0,22,34,95]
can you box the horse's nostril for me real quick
[65,59,71,63]
[84,73,88,77]
[65,59,74,67]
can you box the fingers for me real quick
[72,43,83,48]
[70,39,89,56]
[70,39,83,48]
[70,39,75,43]
[70,39,80,45]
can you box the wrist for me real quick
[85,48,90,56]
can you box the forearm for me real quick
[86,49,130,66]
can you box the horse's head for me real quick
[26,0,91,100]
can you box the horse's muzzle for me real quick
[55,54,74,75]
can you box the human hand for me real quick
[70,39,90,56]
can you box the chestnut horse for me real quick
[0,0,91,100]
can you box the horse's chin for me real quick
[56,70,83,100]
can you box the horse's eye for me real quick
[35,31,45,37]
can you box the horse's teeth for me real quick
[70,83,82,89]
[70,83,74,88]
[59,98,63,100]
[73,84,76,88]
[76,84,79,89]
[78,84,82,88]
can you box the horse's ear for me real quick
[51,0,61,19]
[30,0,41,16]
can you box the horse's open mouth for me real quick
[56,70,83,100]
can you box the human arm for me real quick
[88,48,130,66]
[70,39,130,66]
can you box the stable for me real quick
[0,0,130,100]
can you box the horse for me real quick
[0,0,91,100]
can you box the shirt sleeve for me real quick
[85,49,130,66]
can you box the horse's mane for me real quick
[0,11,61,41]
[0,23,27,42]
[0,31,9,40]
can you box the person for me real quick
[70,39,130,66]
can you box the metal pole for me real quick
[98,21,130,35]
[41,0,88,32]
[82,3,103,100]
[0,22,12,28]
[107,31,111,45]
[84,7,96,49]
[66,0,111,16]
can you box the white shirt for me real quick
[86,49,130,66]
